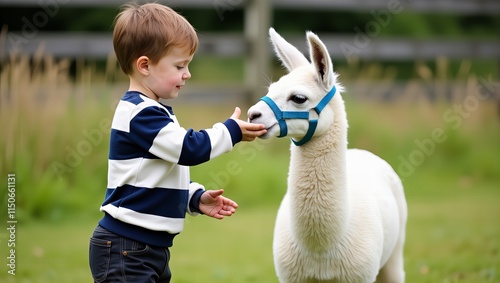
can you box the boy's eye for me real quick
[176,66,184,70]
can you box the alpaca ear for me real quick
[307,31,333,89]
[269,28,310,72]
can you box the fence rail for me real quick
[1,0,498,102]
[4,32,499,61]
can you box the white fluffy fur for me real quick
[247,28,407,283]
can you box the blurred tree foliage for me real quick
[1,6,498,79]
[1,7,499,38]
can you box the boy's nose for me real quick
[183,69,191,80]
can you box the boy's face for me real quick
[145,47,193,100]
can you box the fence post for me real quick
[244,0,272,105]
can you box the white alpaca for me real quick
[248,28,407,283]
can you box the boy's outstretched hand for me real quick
[199,189,239,220]
[230,107,267,141]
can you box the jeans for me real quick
[89,225,171,283]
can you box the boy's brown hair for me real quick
[113,2,199,75]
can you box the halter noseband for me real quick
[259,86,336,146]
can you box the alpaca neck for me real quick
[288,95,349,252]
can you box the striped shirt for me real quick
[98,91,242,247]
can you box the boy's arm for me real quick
[129,106,265,166]
[128,106,238,166]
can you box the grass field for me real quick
[0,188,498,283]
[0,53,499,282]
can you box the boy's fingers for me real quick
[207,189,224,198]
[230,107,241,120]
[246,123,266,131]
[239,120,266,131]
[223,197,238,208]
[246,128,267,138]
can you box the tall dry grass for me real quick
[1,51,70,174]
[0,48,124,219]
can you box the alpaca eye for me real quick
[290,94,307,104]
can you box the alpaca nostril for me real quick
[248,112,262,122]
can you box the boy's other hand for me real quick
[199,189,238,220]
[230,107,267,141]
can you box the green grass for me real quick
[1,187,498,283]
[405,186,499,283]
[0,218,94,283]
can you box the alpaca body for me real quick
[274,148,405,283]
[248,29,407,283]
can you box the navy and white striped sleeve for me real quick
[129,105,243,166]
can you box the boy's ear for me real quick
[136,56,150,75]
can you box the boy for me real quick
[89,3,267,282]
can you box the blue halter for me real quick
[259,86,336,146]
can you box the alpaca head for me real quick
[248,28,342,145]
